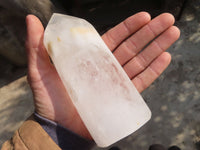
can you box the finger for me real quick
[26,15,44,50]
[26,15,51,71]
[102,12,151,51]
[124,26,180,79]
[113,13,175,65]
[132,52,171,93]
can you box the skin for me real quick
[25,12,180,140]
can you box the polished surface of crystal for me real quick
[44,13,151,147]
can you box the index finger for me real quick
[102,12,151,51]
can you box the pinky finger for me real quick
[132,52,171,93]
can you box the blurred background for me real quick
[0,0,200,149]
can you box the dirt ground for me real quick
[0,0,200,149]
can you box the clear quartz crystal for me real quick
[44,13,151,147]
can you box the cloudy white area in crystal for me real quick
[44,13,151,147]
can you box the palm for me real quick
[26,12,180,139]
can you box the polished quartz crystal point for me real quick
[44,13,151,147]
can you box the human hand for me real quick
[102,12,180,92]
[25,12,180,140]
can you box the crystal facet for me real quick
[44,13,151,147]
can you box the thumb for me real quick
[26,15,44,49]
[25,15,51,71]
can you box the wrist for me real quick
[34,112,95,149]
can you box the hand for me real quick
[25,12,180,140]
[102,12,180,92]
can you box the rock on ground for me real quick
[0,0,55,66]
